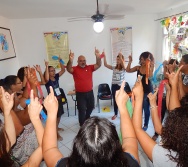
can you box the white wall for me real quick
[9,14,158,107]
[0,16,20,77]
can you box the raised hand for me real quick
[43,86,58,117]
[44,60,49,67]
[69,50,74,61]
[115,81,129,108]
[28,89,42,121]
[27,67,38,86]
[166,65,183,87]
[147,88,158,107]
[34,65,42,73]
[128,54,132,63]
[95,47,100,58]
[132,75,144,99]
[0,86,14,115]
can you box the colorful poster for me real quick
[44,32,69,68]
[110,27,132,66]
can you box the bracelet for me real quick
[150,106,158,109]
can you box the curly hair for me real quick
[161,107,188,167]
[0,120,14,167]
[139,51,154,65]
[67,116,129,167]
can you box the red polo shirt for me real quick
[72,65,95,92]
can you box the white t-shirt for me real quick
[152,144,177,167]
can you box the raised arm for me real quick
[103,51,112,70]
[94,47,102,70]
[22,89,44,167]
[132,75,156,161]
[178,71,186,99]
[43,87,63,167]
[44,60,49,82]
[66,50,74,74]
[58,56,66,77]
[166,65,183,111]
[147,90,162,135]
[116,81,139,163]
[126,55,138,72]
[34,64,46,85]
[119,52,126,70]
[0,86,16,150]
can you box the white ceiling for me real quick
[0,0,188,19]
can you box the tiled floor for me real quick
[40,106,158,167]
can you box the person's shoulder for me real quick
[87,64,95,70]
[152,144,177,167]
[55,73,59,77]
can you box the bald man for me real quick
[67,48,102,126]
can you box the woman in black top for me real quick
[42,85,140,167]
[126,52,154,131]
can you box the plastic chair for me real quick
[97,83,112,113]
[60,88,69,117]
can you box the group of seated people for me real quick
[0,53,188,167]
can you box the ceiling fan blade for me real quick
[104,15,125,20]
[67,16,91,22]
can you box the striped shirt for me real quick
[112,66,126,85]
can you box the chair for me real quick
[60,88,70,117]
[97,83,112,113]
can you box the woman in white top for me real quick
[103,52,126,120]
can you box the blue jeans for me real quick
[143,93,150,127]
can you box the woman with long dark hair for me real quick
[126,52,154,131]
[42,86,140,167]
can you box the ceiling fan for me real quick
[67,0,125,33]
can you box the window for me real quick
[162,14,188,62]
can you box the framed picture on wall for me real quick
[0,27,16,61]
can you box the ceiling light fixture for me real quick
[93,21,104,33]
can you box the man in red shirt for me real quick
[67,48,102,126]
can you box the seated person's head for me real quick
[68,116,128,166]
[17,67,28,82]
[161,106,188,166]
[3,75,23,93]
